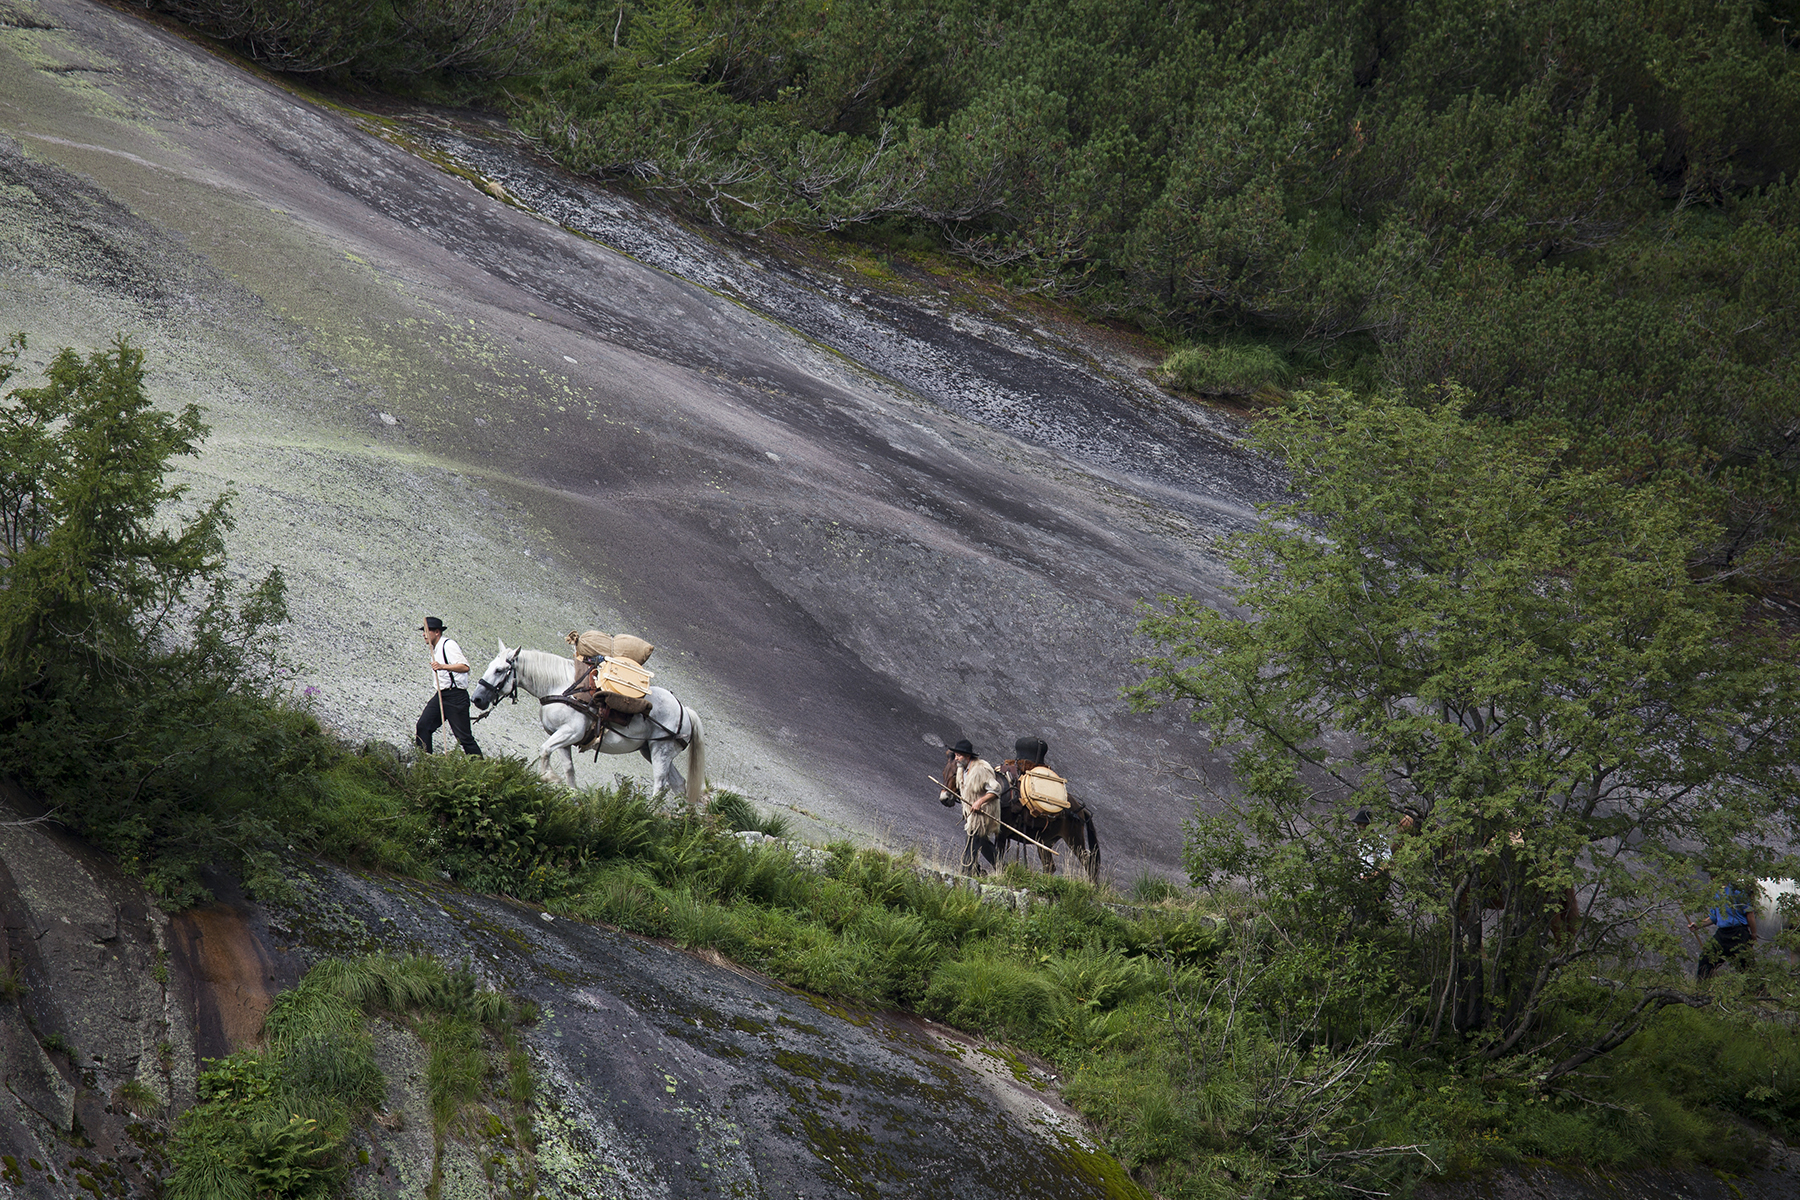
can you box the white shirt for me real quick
[432,637,469,690]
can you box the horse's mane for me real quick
[513,647,580,696]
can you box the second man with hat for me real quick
[942,738,1001,875]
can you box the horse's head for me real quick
[471,641,521,710]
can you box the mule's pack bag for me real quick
[1018,765,1071,817]
[566,630,655,665]
[593,655,654,715]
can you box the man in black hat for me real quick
[940,739,1001,875]
[416,617,483,757]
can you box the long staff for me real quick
[427,615,447,747]
[925,773,1059,856]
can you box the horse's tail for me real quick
[1082,808,1100,877]
[686,710,706,809]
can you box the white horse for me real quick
[1758,878,1799,966]
[470,642,705,804]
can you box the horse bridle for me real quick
[470,649,521,723]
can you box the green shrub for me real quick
[1118,912,1227,967]
[1607,1003,1800,1143]
[1159,343,1297,396]
[418,1010,486,1128]
[300,752,425,873]
[773,924,879,998]
[573,863,668,932]
[924,952,1068,1043]
[906,877,1010,943]
[840,848,913,908]
[1044,947,1161,1013]
[850,908,943,1005]
[580,781,663,860]
[146,0,535,88]
[730,845,818,909]
[666,888,741,953]
[167,1051,345,1200]
[406,757,671,900]
[807,876,876,933]
[724,904,814,971]
[1129,871,1181,904]
[1014,884,1129,954]
[651,817,722,881]
[168,955,524,1198]
[707,790,792,839]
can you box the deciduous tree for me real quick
[1132,390,1800,1072]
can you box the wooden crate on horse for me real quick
[593,655,654,715]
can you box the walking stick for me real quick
[427,615,446,751]
[924,774,1059,856]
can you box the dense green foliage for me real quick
[1134,389,1800,1068]
[148,0,1800,573]
[318,752,1800,1196]
[140,0,536,85]
[0,336,331,906]
[1127,389,1800,1188]
[166,955,530,1200]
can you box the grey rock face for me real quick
[0,795,194,1198]
[264,862,1136,1199]
[0,787,1139,1199]
[0,0,1254,887]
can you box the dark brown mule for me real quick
[995,761,1102,884]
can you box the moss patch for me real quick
[165,955,534,1200]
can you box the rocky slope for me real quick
[0,785,1142,1198]
[0,0,1274,885]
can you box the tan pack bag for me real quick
[1018,766,1071,817]
[567,630,655,664]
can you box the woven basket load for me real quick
[567,630,654,664]
[1018,766,1071,816]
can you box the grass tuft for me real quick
[1160,342,1298,398]
[168,954,528,1198]
[707,790,793,839]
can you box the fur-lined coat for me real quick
[955,758,1001,838]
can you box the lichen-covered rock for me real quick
[354,1021,438,1198]
[0,790,198,1199]
[268,864,1142,1199]
[0,785,1144,1198]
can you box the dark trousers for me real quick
[1698,923,1754,979]
[961,834,997,875]
[416,688,481,756]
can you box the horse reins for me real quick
[470,651,522,723]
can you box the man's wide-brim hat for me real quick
[420,616,447,631]
[951,738,976,756]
